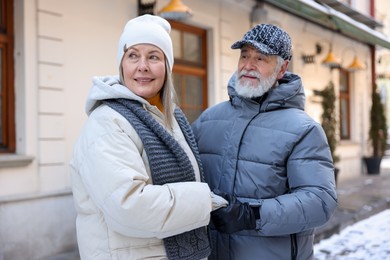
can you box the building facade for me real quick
[1,0,389,258]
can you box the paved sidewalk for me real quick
[42,251,80,260]
[314,159,390,243]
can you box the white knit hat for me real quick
[117,14,174,71]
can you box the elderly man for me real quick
[192,24,337,260]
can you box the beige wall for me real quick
[1,0,137,258]
[0,0,381,258]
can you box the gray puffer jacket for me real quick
[192,72,337,260]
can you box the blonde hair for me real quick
[119,53,177,129]
[161,60,177,129]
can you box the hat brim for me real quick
[231,40,279,57]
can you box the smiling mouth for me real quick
[135,78,153,83]
[241,75,259,81]
[240,75,260,82]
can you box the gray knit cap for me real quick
[231,24,292,61]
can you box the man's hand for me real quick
[211,191,257,234]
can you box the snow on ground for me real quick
[381,158,390,168]
[314,209,390,259]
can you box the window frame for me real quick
[0,0,16,153]
[169,20,208,122]
[339,68,351,140]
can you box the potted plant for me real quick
[314,81,340,182]
[363,86,388,174]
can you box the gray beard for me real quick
[235,69,278,98]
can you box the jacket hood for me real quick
[227,71,306,111]
[85,75,146,115]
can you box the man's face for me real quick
[235,45,286,98]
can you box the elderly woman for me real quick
[70,14,226,260]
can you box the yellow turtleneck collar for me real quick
[146,94,164,112]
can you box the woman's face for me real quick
[121,44,166,99]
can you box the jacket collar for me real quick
[227,71,306,112]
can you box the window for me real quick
[170,21,207,123]
[0,0,15,152]
[339,68,351,140]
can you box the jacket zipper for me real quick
[290,233,298,260]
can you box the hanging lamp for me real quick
[321,45,341,68]
[346,55,365,71]
[158,0,192,20]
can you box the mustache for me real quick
[238,70,261,79]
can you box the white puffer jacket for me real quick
[70,76,212,259]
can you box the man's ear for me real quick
[277,60,289,79]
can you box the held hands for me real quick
[211,191,229,211]
[211,190,258,234]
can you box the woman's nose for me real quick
[138,57,149,71]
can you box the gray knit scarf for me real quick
[104,98,211,260]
